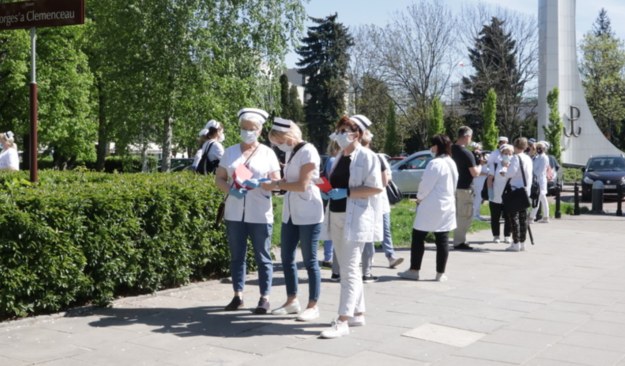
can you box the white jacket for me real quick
[320,145,383,243]
[413,155,458,232]
[533,153,549,194]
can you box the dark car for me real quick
[581,155,625,201]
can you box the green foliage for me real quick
[356,75,392,151]
[579,9,625,148]
[0,171,230,319]
[544,88,563,162]
[481,88,499,150]
[297,13,354,152]
[279,74,304,123]
[384,102,401,156]
[428,97,445,142]
[461,17,525,138]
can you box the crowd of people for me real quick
[203,106,556,340]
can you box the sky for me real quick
[285,0,625,68]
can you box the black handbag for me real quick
[386,180,403,205]
[502,156,530,212]
[480,178,489,201]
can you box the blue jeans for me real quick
[281,219,321,302]
[225,220,273,296]
[361,212,395,275]
[323,240,333,262]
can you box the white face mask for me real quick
[218,132,225,142]
[502,155,511,164]
[276,142,293,152]
[240,129,257,144]
[335,132,354,149]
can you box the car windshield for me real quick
[587,157,625,172]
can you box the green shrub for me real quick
[0,170,228,319]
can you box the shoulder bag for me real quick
[501,156,531,213]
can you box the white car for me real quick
[390,150,434,195]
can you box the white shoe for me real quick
[435,273,448,282]
[398,269,419,280]
[348,314,366,327]
[538,218,549,223]
[320,319,349,339]
[504,237,512,244]
[505,243,521,252]
[388,257,404,269]
[520,242,526,251]
[296,306,319,322]
[493,236,501,243]
[271,300,301,315]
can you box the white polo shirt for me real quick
[282,143,324,225]
[0,147,19,171]
[219,143,280,224]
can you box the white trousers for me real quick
[330,212,365,317]
[531,192,549,220]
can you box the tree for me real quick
[354,74,392,150]
[384,101,401,156]
[543,88,563,163]
[350,1,457,150]
[428,97,445,141]
[279,74,304,123]
[461,17,525,139]
[297,13,353,151]
[579,9,625,145]
[481,88,499,150]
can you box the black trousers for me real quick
[489,201,511,237]
[410,229,449,273]
[507,209,528,244]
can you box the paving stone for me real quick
[453,341,537,364]
[371,335,456,363]
[577,320,625,338]
[524,308,592,324]
[289,335,377,358]
[480,328,562,350]
[535,343,623,366]
[249,347,343,365]
[434,355,517,366]
[559,331,625,352]
[0,327,91,364]
[506,318,580,336]
[524,358,589,366]
[342,350,427,365]
[402,323,485,348]
[160,345,260,366]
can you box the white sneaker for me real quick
[320,319,349,339]
[296,306,319,322]
[388,257,404,269]
[538,218,549,223]
[520,242,526,251]
[398,269,419,280]
[505,243,521,252]
[271,300,301,315]
[504,237,512,244]
[493,236,501,243]
[435,273,448,282]
[348,314,366,327]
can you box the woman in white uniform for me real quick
[318,115,383,339]
[215,108,281,314]
[262,118,324,322]
[398,134,458,282]
[0,131,19,171]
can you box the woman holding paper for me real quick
[261,118,324,322]
[318,115,383,339]
[215,108,281,314]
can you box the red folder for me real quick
[315,176,333,193]
[233,164,253,189]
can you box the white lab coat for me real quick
[413,155,458,232]
[320,145,383,243]
[533,153,549,194]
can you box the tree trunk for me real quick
[96,79,108,171]
[161,116,173,172]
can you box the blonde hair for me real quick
[327,140,340,156]
[360,130,373,147]
[0,132,15,149]
[238,118,263,131]
[268,122,302,143]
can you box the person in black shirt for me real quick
[451,126,482,250]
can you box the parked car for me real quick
[581,155,625,201]
[390,150,434,195]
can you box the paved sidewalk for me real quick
[1,214,625,365]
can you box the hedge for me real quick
[0,170,231,320]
